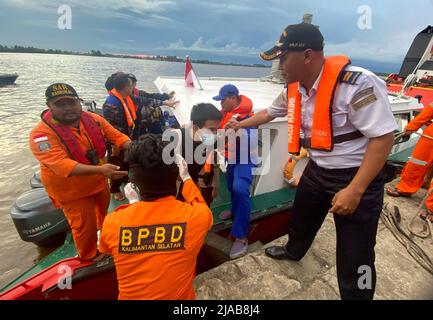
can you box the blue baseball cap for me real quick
[212,84,239,101]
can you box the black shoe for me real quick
[265,245,296,260]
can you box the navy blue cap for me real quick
[260,23,324,61]
[212,84,239,101]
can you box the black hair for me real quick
[126,134,167,168]
[190,103,222,128]
[105,71,124,91]
[125,134,178,201]
[113,73,131,91]
[128,74,137,82]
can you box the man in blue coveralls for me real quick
[213,84,257,259]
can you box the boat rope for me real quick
[381,203,433,276]
[407,186,433,240]
[394,131,433,142]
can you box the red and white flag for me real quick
[184,56,196,88]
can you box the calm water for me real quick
[0,52,270,288]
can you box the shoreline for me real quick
[0,50,269,69]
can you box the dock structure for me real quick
[194,179,433,300]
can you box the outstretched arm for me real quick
[404,103,433,134]
[226,109,275,130]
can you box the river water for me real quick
[0,52,270,288]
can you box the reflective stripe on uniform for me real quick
[409,157,428,166]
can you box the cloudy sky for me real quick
[1,0,432,68]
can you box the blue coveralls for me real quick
[225,125,256,239]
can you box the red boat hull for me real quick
[1,207,293,300]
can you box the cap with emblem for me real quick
[260,23,324,61]
[45,83,79,103]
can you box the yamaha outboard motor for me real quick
[30,171,43,189]
[10,186,69,247]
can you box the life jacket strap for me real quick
[300,130,364,149]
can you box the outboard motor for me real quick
[81,100,97,113]
[10,187,69,247]
[30,171,43,189]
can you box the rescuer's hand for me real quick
[99,163,128,180]
[224,120,241,131]
[164,99,179,109]
[175,154,191,182]
[403,128,416,136]
[124,183,140,204]
[329,186,363,215]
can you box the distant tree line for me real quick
[0,45,106,57]
[0,44,269,68]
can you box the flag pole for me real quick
[186,55,204,90]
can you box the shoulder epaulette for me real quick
[340,70,362,85]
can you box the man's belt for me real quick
[300,130,364,149]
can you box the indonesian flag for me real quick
[184,56,196,88]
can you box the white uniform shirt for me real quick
[267,65,398,169]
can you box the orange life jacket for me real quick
[220,95,255,159]
[110,89,137,128]
[220,95,254,128]
[41,110,107,165]
[287,55,351,155]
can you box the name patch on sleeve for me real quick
[118,223,186,254]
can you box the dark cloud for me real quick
[1,0,432,64]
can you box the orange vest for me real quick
[220,95,254,129]
[41,110,106,165]
[220,95,254,159]
[98,179,212,300]
[110,89,137,128]
[287,55,351,154]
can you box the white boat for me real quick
[154,74,424,195]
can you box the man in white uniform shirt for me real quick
[226,23,397,300]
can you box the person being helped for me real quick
[104,72,178,137]
[128,73,179,136]
[127,73,178,135]
[99,134,213,300]
[177,103,222,206]
[213,84,256,260]
[226,23,397,299]
[386,102,433,221]
[103,73,137,201]
[29,83,131,260]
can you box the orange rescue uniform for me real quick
[99,179,213,300]
[396,103,433,211]
[29,112,130,259]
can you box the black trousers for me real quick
[285,160,385,300]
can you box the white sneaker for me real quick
[229,239,248,260]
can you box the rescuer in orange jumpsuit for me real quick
[99,134,213,300]
[387,102,433,220]
[29,83,131,260]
